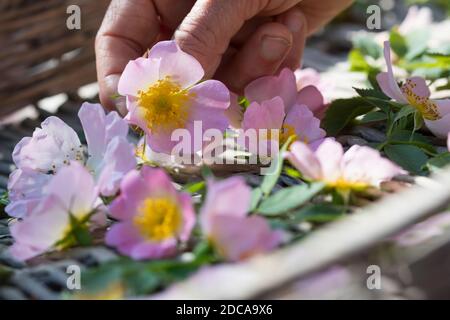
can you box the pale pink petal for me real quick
[284,104,326,144]
[224,93,244,129]
[295,68,322,90]
[245,68,297,109]
[308,138,327,151]
[184,80,230,152]
[425,115,450,139]
[242,97,285,131]
[376,41,408,103]
[148,128,186,154]
[315,138,344,182]
[240,97,285,155]
[6,168,51,218]
[12,117,83,172]
[342,145,402,186]
[401,76,431,100]
[96,137,136,196]
[125,96,151,136]
[130,239,178,260]
[118,57,161,97]
[45,162,97,219]
[189,80,230,110]
[284,141,322,180]
[105,110,129,142]
[425,100,450,138]
[148,40,204,88]
[209,215,282,262]
[106,222,177,260]
[296,85,325,115]
[436,99,450,117]
[79,102,130,171]
[9,195,70,261]
[105,221,143,249]
[109,167,177,221]
[109,169,149,220]
[78,102,107,165]
[200,176,251,232]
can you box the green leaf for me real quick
[354,87,389,100]
[250,187,263,212]
[71,225,92,247]
[0,191,8,219]
[291,203,345,223]
[384,144,428,174]
[359,111,387,124]
[258,182,325,216]
[182,181,205,194]
[260,136,294,196]
[426,152,450,172]
[284,166,302,179]
[125,271,160,295]
[413,110,424,132]
[0,192,8,206]
[389,29,408,58]
[323,97,374,136]
[393,105,416,124]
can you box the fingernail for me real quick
[102,74,121,112]
[104,74,120,96]
[286,13,303,33]
[260,36,291,61]
[115,96,127,116]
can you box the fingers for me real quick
[216,22,293,94]
[277,7,307,70]
[173,0,267,78]
[95,0,160,112]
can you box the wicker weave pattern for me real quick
[0,0,110,116]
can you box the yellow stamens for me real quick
[134,197,182,241]
[401,79,440,120]
[325,178,369,191]
[137,76,193,132]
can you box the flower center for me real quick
[325,178,369,191]
[401,79,440,121]
[137,77,193,132]
[134,197,182,241]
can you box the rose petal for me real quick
[245,68,297,110]
[148,40,204,88]
[118,57,161,97]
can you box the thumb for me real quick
[173,0,266,77]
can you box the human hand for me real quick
[95,0,353,113]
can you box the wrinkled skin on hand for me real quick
[95,0,353,113]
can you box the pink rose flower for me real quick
[6,103,136,218]
[240,68,327,152]
[118,40,230,154]
[200,177,282,261]
[9,162,104,261]
[285,138,403,192]
[376,41,450,138]
[105,166,195,260]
